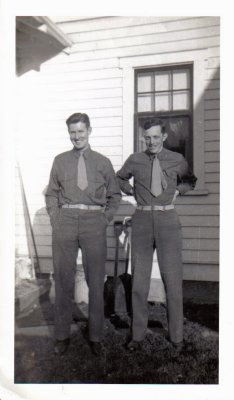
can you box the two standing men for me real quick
[46,113,196,356]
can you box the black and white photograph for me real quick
[0,2,232,400]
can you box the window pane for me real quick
[155,93,170,111]
[138,94,152,112]
[163,117,190,158]
[137,73,152,92]
[155,71,170,91]
[173,69,190,89]
[173,91,190,110]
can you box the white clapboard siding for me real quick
[205,173,219,183]
[56,36,219,63]
[205,152,220,163]
[176,193,219,205]
[105,236,219,252]
[50,16,198,34]
[205,89,220,100]
[41,58,120,73]
[68,18,220,43]
[205,163,220,173]
[42,97,123,111]
[205,142,219,152]
[204,120,220,131]
[204,183,219,194]
[182,227,219,239]
[70,26,220,54]
[205,100,220,110]
[204,110,220,120]
[205,131,219,141]
[40,107,122,121]
[16,16,220,282]
[38,68,123,84]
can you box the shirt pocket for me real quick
[89,171,106,198]
[134,167,150,185]
[163,169,177,191]
[59,173,76,191]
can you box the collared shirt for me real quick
[116,148,197,206]
[45,145,121,221]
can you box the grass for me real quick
[15,302,218,384]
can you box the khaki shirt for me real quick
[46,145,121,222]
[116,148,197,206]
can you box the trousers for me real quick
[131,209,183,343]
[52,208,107,341]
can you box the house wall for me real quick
[15,16,220,288]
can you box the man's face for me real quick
[68,122,91,151]
[143,125,168,154]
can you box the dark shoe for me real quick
[110,314,130,329]
[171,340,184,352]
[54,338,70,355]
[126,339,143,352]
[89,341,104,356]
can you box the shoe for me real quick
[110,314,130,329]
[54,338,70,355]
[171,341,184,352]
[89,341,104,356]
[126,340,143,352]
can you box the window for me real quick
[134,65,193,168]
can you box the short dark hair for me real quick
[143,118,165,133]
[66,113,90,128]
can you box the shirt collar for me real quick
[72,144,91,159]
[145,147,165,160]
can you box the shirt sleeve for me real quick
[45,158,60,217]
[116,156,134,195]
[103,159,122,222]
[177,156,197,195]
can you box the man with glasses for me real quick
[116,118,197,352]
[46,113,121,356]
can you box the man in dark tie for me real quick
[116,118,197,351]
[45,113,121,356]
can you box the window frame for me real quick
[134,64,194,168]
[135,65,193,115]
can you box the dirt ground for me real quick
[15,301,219,384]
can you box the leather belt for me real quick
[136,205,174,211]
[62,204,103,210]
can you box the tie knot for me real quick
[151,154,158,161]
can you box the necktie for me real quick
[77,152,88,190]
[150,155,167,197]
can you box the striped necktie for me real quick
[77,152,88,190]
[150,155,167,197]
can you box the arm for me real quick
[104,159,122,222]
[176,156,197,195]
[45,158,61,221]
[116,156,134,196]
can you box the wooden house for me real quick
[15,16,220,301]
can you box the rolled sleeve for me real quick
[177,157,197,195]
[116,156,134,195]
